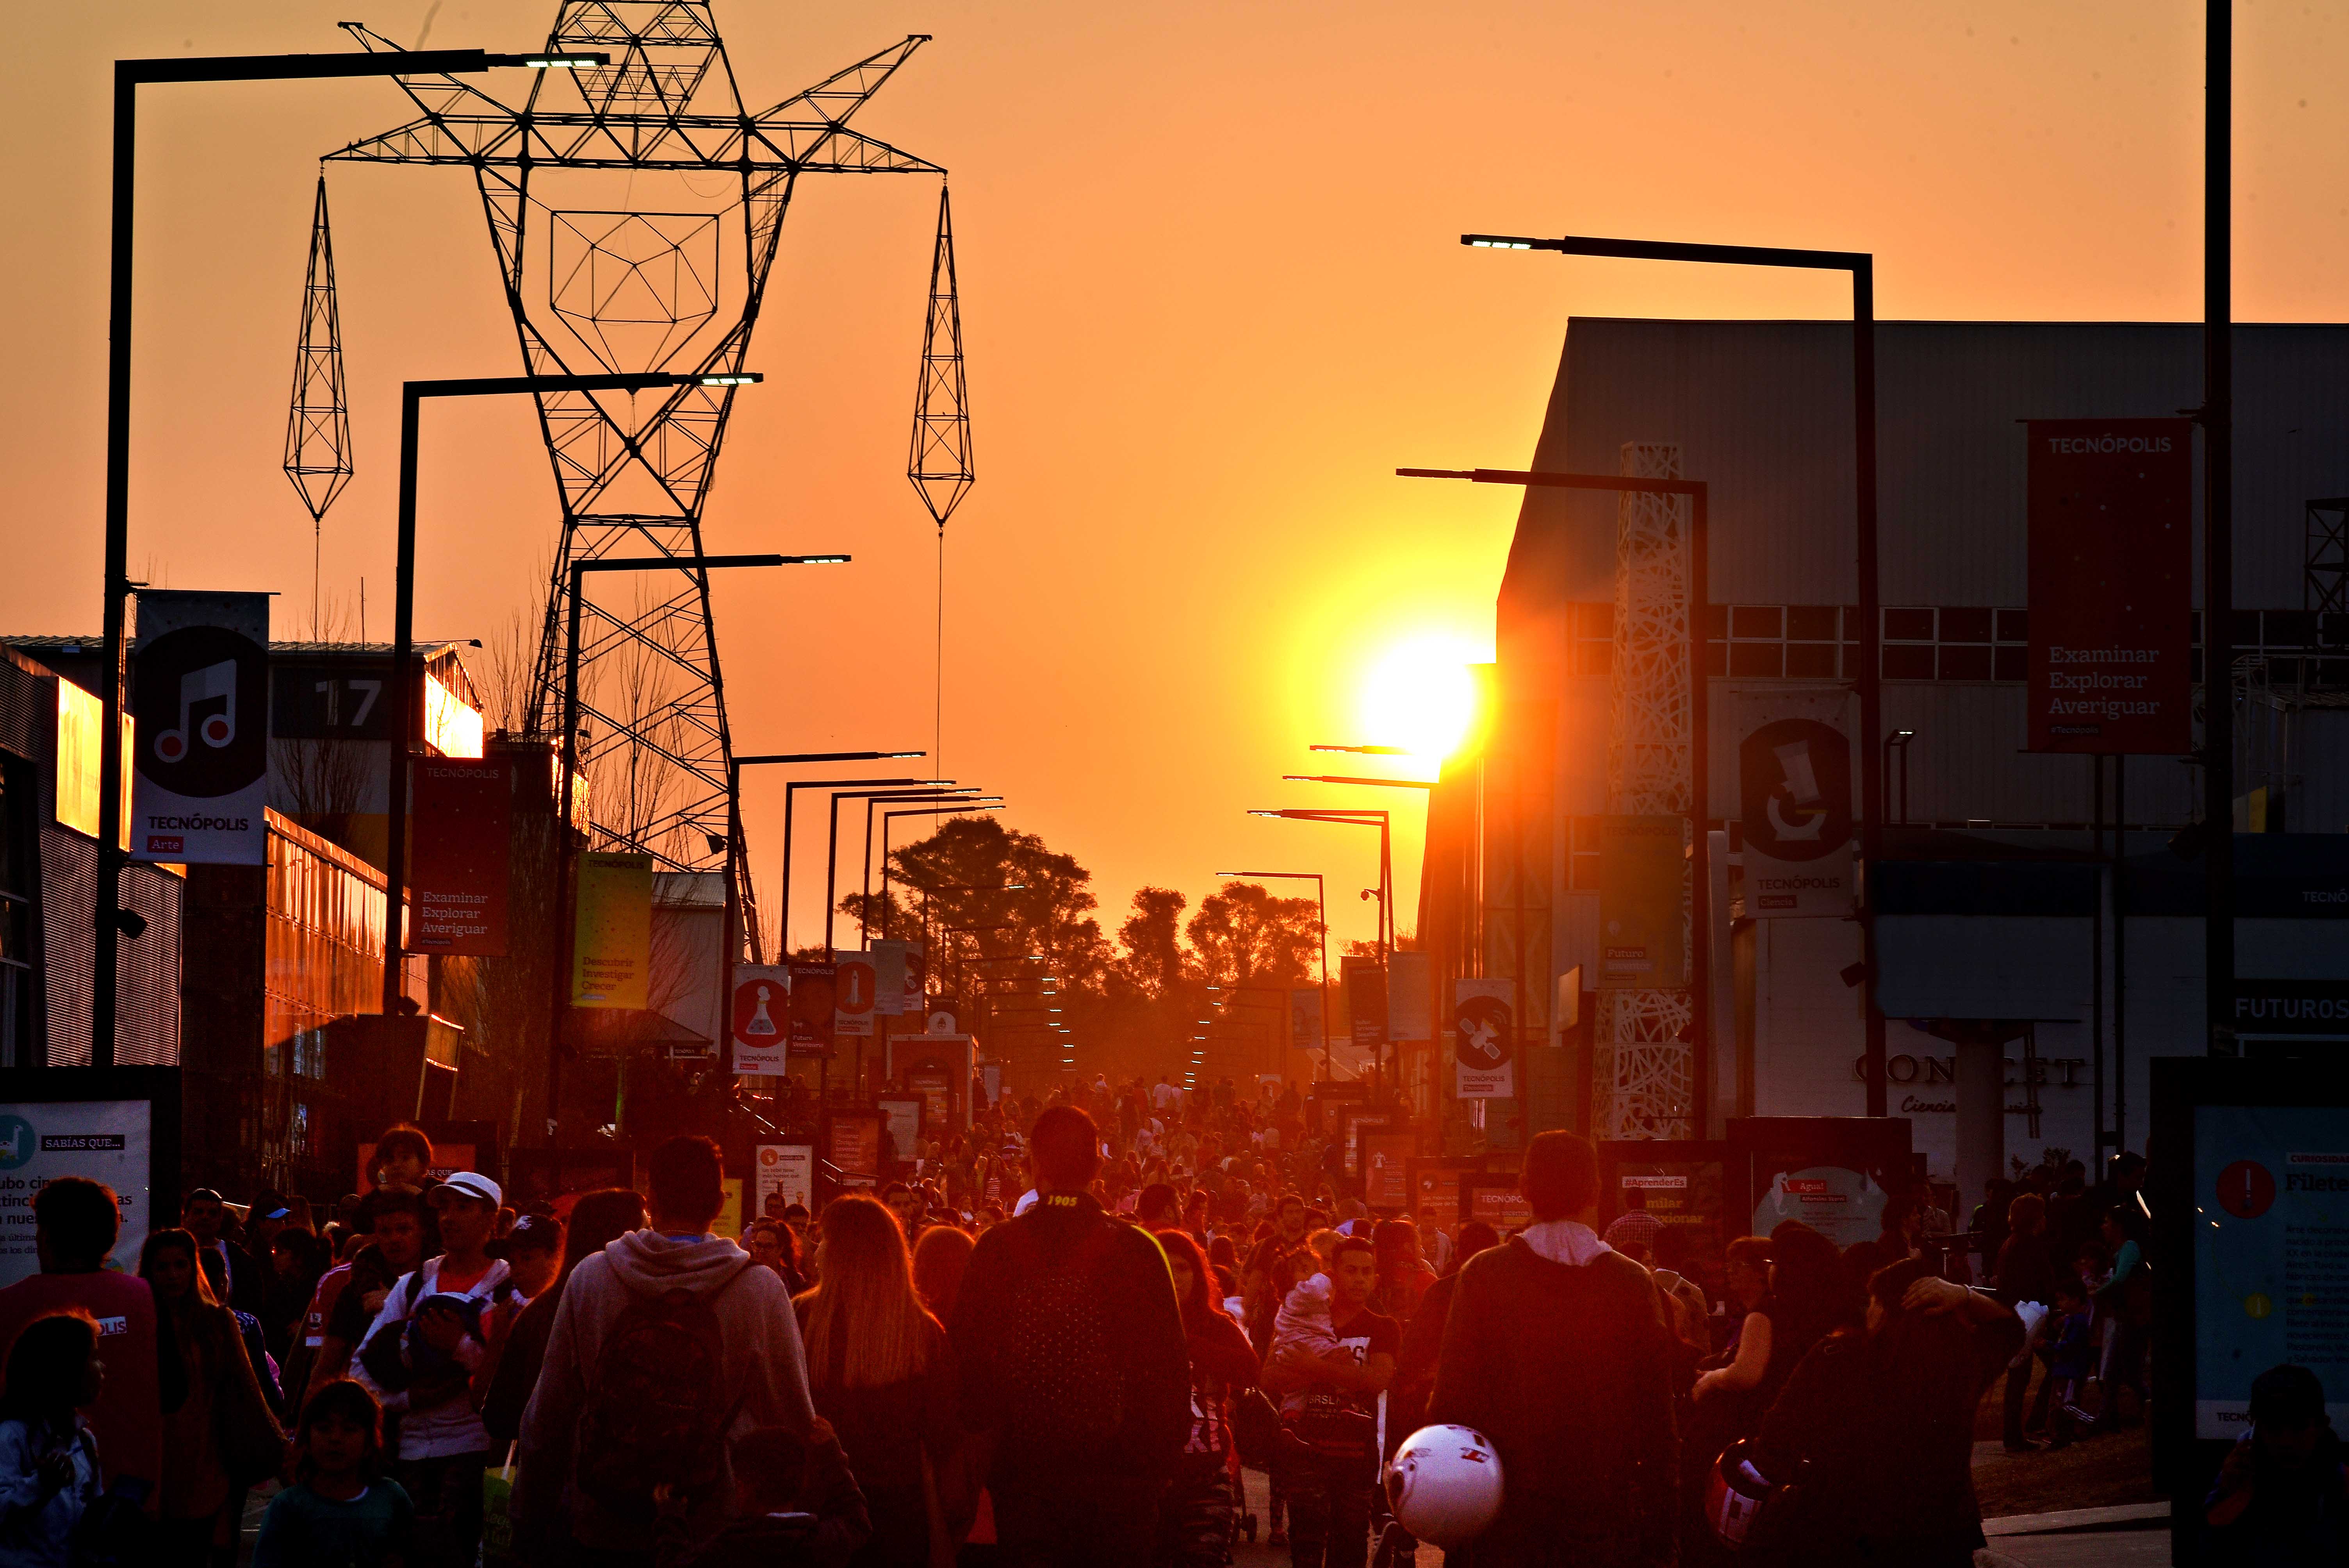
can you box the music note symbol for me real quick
[154,660,237,764]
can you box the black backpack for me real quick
[575,1262,753,1514]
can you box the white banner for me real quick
[729,965,792,1074]
[1453,977,1517,1099]
[872,941,911,1015]
[0,1101,151,1287]
[753,1143,812,1216]
[1290,988,1323,1051]
[130,590,270,864]
[1734,685,1857,919]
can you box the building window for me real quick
[0,757,33,1068]
[1880,606,2028,682]
[1570,603,1614,675]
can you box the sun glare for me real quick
[1359,636,1483,760]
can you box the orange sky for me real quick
[4,0,2346,957]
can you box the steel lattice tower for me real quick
[1599,441,1696,1139]
[319,4,944,895]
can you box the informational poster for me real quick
[129,590,270,865]
[788,962,836,1057]
[1598,815,1685,987]
[829,1113,883,1178]
[833,953,878,1038]
[2193,1105,2349,1437]
[729,965,792,1074]
[1453,976,1516,1099]
[872,941,911,1016]
[1736,687,1856,919]
[1346,1114,1392,1176]
[1387,952,1432,1041]
[1363,1131,1417,1211]
[754,1143,813,1215]
[878,1098,921,1165]
[54,678,131,848]
[1751,1164,1886,1250]
[1616,1161,1725,1240]
[1407,1160,1470,1237]
[2026,418,2194,755]
[571,852,652,1008]
[409,757,512,955]
[1290,988,1323,1053]
[0,1101,151,1288]
[1342,957,1387,1048]
[1459,1175,1534,1233]
[907,1069,954,1131]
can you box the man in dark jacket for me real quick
[1427,1132,1679,1567]
[950,1105,1191,1566]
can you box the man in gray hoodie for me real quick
[516,1136,818,1566]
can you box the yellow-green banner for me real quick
[572,852,652,1009]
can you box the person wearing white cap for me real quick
[350,1170,515,1568]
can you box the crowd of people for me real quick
[0,1076,2338,1568]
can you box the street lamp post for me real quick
[776,776,943,959]
[824,789,981,959]
[1250,808,1392,1081]
[879,805,1007,941]
[1217,870,1331,1078]
[863,795,1003,944]
[549,552,845,1167]
[1454,228,1886,1116]
[91,42,606,1063]
[384,372,767,1014]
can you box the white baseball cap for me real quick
[432,1171,503,1207]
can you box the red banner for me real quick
[409,757,513,954]
[2026,418,2194,754]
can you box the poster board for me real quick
[1458,1173,1534,1233]
[878,1098,922,1168]
[829,1113,884,1179]
[408,756,513,955]
[2153,1058,2349,1548]
[0,1072,179,1287]
[1362,1131,1417,1212]
[754,1144,813,1217]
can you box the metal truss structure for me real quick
[1599,441,1695,1139]
[909,187,973,529]
[312,2,946,911]
[284,174,353,634]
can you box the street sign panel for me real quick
[730,965,791,1074]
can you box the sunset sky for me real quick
[5,1,2347,957]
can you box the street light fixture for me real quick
[1218,869,1332,1075]
[90,40,610,1061]
[863,793,1003,943]
[1249,808,1393,1080]
[825,788,982,957]
[1310,744,1414,756]
[878,805,1008,941]
[1454,225,1886,1113]
[382,372,777,1014]
[774,776,943,957]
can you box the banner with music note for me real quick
[130,591,270,865]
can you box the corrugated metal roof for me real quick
[1500,319,2349,657]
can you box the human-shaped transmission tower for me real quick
[294,3,968,924]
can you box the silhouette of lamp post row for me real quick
[1216,870,1332,1077]
[1444,224,1881,1113]
[776,776,947,960]
[1249,808,1395,1084]
[876,804,1009,943]
[384,371,773,1015]
[825,789,990,959]
[90,42,609,1065]
[549,552,847,1153]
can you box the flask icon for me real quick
[746,984,779,1037]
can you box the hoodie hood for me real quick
[603,1229,754,1296]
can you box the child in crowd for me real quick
[2039,1277,2097,1448]
[253,1379,414,1568]
[0,1311,105,1567]
[652,1417,870,1568]
[1270,1228,1348,1367]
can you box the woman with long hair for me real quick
[911,1224,974,1324]
[481,1189,645,1450]
[795,1195,962,1568]
[1752,1257,2022,1567]
[141,1228,284,1567]
[1151,1228,1259,1568]
[1368,1218,1435,1322]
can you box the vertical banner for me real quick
[130,590,269,864]
[409,757,513,955]
[1342,956,1388,1049]
[729,965,792,1074]
[1290,987,1324,1053]
[788,961,837,1057]
[871,941,911,1015]
[833,953,878,1037]
[1387,951,1433,1041]
[1453,976,1517,1098]
[754,1144,813,1214]
[571,852,652,1008]
[1597,816,1686,987]
[2026,418,2194,754]
[1736,686,1856,918]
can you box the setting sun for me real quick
[1358,635,1485,760]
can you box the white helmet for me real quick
[1383,1425,1503,1548]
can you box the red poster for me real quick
[2026,419,2194,754]
[1363,1132,1416,1210]
[409,757,513,954]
